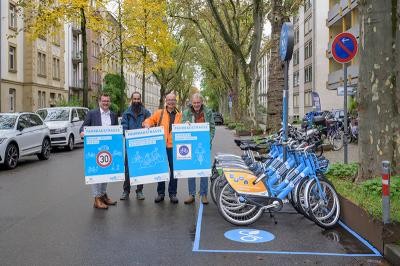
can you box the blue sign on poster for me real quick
[125,126,169,185]
[84,125,125,184]
[172,123,211,179]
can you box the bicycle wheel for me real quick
[305,179,340,229]
[211,175,227,204]
[217,183,263,226]
[331,131,344,151]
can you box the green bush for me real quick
[327,163,400,222]
[326,163,358,180]
[227,122,236,130]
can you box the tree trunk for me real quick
[118,2,125,116]
[266,2,285,133]
[141,47,147,107]
[81,8,88,107]
[357,0,400,180]
[231,55,241,120]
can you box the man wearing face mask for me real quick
[120,92,151,201]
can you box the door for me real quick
[16,114,42,155]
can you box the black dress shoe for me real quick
[154,194,165,203]
[120,191,129,200]
[170,195,179,204]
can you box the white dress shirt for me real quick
[100,108,112,126]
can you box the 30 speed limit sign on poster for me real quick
[83,125,125,184]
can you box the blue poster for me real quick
[172,123,211,178]
[125,126,169,185]
[84,125,125,184]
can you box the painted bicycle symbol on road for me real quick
[238,230,263,242]
[224,229,275,243]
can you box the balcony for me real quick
[327,64,359,90]
[327,0,358,27]
[72,50,83,63]
[327,25,359,58]
[72,22,81,34]
[70,79,83,89]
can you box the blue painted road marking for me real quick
[192,203,382,257]
[224,229,275,243]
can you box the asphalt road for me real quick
[0,126,387,265]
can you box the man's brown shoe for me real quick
[184,195,195,204]
[102,193,117,205]
[94,197,108,209]
[201,195,209,205]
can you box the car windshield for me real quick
[37,109,70,121]
[0,115,17,130]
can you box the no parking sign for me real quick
[331,32,358,63]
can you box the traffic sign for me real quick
[337,86,356,96]
[279,22,294,61]
[331,32,358,63]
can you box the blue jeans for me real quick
[188,177,208,196]
[157,148,177,196]
[92,183,107,197]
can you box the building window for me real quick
[53,57,60,80]
[304,15,312,35]
[9,45,17,72]
[294,27,299,44]
[293,71,299,87]
[293,49,299,65]
[52,32,61,46]
[293,94,299,108]
[9,3,17,29]
[304,91,312,107]
[305,65,312,83]
[38,52,47,77]
[304,0,312,12]
[9,88,16,112]
[304,40,312,59]
[38,91,46,108]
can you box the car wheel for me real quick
[65,135,74,151]
[4,143,19,169]
[37,138,51,160]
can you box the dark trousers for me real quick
[123,155,143,193]
[157,148,177,196]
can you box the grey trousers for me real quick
[91,183,107,197]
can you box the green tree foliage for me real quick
[101,73,127,114]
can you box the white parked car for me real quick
[0,112,51,169]
[36,107,88,151]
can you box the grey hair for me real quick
[191,93,203,102]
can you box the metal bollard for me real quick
[382,161,391,224]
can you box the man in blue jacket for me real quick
[80,93,119,209]
[120,92,151,201]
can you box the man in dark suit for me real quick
[80,93,119,210]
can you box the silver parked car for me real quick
[0,112,51,169]
[36,107,88,151]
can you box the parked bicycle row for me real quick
[209,127,340,230]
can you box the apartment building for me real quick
[288,0,341,121]
[1,1,67,112]
[125,68,161,114]
[326,0,359,90]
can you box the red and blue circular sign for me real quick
[331,32,358,63]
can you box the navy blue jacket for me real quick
[80,108,118,133]
[121,105,151,132]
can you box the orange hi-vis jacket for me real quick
[144,108,182,148]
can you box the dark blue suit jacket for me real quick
[80,108,119,133]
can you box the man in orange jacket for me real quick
[143,93,182,204]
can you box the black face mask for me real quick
[132,102,142,113]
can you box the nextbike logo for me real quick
[177,144,192,160]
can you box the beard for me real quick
[132,102,142,114]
